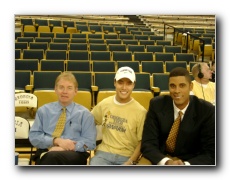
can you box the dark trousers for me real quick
[33,149,89,165]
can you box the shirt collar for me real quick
[173,101,189,120]
[57,102,74,112]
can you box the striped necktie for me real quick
[52,108,66,138]
[166,111,183,153]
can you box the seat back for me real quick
[141,61,164,73]
[69,43,88,50]
[17,37,34,43]
[24,25,36,32]
[123,39,138,45]
[155,52,174,62]
[90,51,111,61]
[52,26,64,33]
[114,26,127,34]
[146,45,164,53]
[15,49,21,59]
[23,32,39,38]
[72,33,87,39]
[15,93,38,109]
[134,52,153,63]
[37,26,51,33]
[92,61,116,72]
[49,43,68,50]
[165,45,182,54]
[139,40,155,47]
[15,116,30,139]
[40,60,65,71]
[69,50,89,60]
[175,53,195,64]
[89,44,107,51]
[112,51,132,61]
[149,35,164,41]
[108,44,126,52]
[35,19,48,26]
[102,25,114,33]
[33,71,61,90]
[53,38,69,43]
[15,59,39,72]
[63,20,75,27]
[127,45,145,53]
[49,20,62,27]
[152,73,169,96]
[39,32,55,39]
[15,42,28,51]
[119,34,133,40]
[15,70,31,93]
[56,33,71,39]
[66,60,91,71]
[23,49,44,61]
[104,34,118,39]
[117,61,140,72]
[106,39,122,45]
[35,37,52,43]
[134,35,149,40]
[76,24,89,32]
[71,72,93,110]
[15,116,34,164]
[46,50,67,60]
[165,61,187,73]
[156,40,172,46]
[88,33,103,39]
[29,42,48,51]
[71,38,87,43]
[132,73,153,110]
[94,72,116,104]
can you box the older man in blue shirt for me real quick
[29,72,96,165]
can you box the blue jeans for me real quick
[90,150,129,165]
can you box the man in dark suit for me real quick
[139,67,215,165]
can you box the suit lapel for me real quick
[175,96,197,152]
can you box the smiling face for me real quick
[169,76,193,110]
[55,77,77,107]
[114,78,135,103]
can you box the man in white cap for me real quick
[90,66,147,165]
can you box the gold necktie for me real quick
[166,111,183,153]
[52,108,66,138]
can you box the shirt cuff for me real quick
[184,161,190,165]
[157,157,171,165]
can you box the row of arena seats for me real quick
[15,36,215,61]
[15,59,199,75]
[15,33,215,45]
[19,19,151,34]
[15,40,214,52]
[16,70,194,111]
[16,31,215,41]
[139,15,215,32]
[15,48,214,65]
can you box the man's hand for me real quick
[53,138,76,151]
[165,159,185,165]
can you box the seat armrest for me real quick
[91,85,98,92]
[25,85,33,91]
[151,86,160,93]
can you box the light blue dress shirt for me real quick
[29,101,96,152]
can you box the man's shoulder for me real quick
[151,95,171,103]
[190,95,215,109]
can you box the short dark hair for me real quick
[169,67,191,83]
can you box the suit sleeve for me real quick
[141,98,166,164]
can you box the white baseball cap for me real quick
[115,66,136,82]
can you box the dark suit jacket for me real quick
[141,95,215,165]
